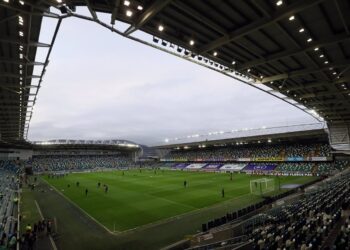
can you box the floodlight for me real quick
[152,36,159,43]
[126,10,133,17]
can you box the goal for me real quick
[250,178,275,195]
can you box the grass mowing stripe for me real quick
[41,178,117,234]
[43,170,316,232]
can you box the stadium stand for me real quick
[333,215,350,249]
[242,173,350,249]
[188,171,350,250]
[29,155,134,172]
[275,162,314,175]
[164,143,331,161]
[160,143,348,176]
[0,161,20,249]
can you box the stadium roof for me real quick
[154,123,328,149]
[1,0,349,146]
[31,139,140,151]
[32,138,139,147]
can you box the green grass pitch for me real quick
[43,170,315,232]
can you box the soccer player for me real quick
[76,181,80,187]
[105,185,108,193]
[230,172,233,181]
[221,188,225,198]
[85,188,88,196]
[184,180,187,188]
[97,182,101,188]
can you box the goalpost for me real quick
[250,178,275,195]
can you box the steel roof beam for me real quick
[288,76,350,91]
[307,98,349,105]
[0,110,32,114]
[0,57,45,66]
[198,0,324,53]
[0,38,50,47]
[0,2,60,18]
[124,0,173,36]
[261,59,350,83]
[238,33,350,70]
[334,0,349,34]
[0,73,40,79]
[317,107,349,112]
[110,0,120,25]
[301,89,350,99]
[0,13,19,24]
[171,1,226,35]
[84,0,98,20]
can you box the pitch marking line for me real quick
[34,200,58,250]
[42,177,259,236]
[40,178,117,235]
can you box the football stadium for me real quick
[1,0,350,250]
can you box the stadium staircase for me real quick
[322,210,350,248]
[311,164,318,175]
[280,149,286,158]
[328,122,350,152]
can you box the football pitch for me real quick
[43,169,315,232]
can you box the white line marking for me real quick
[41,178,115,234]
[34,200,58,250]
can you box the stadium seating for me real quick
[165,143,331,161]
[29,155,133,172]
[241,172,350,249]
[0,161,19,248]
[275,161,348,175]
[193,171,350,249]
[333,215,350,249]
[276,162,314,174]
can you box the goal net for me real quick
[250,178,275,195]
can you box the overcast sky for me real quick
[28,10,317,146]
